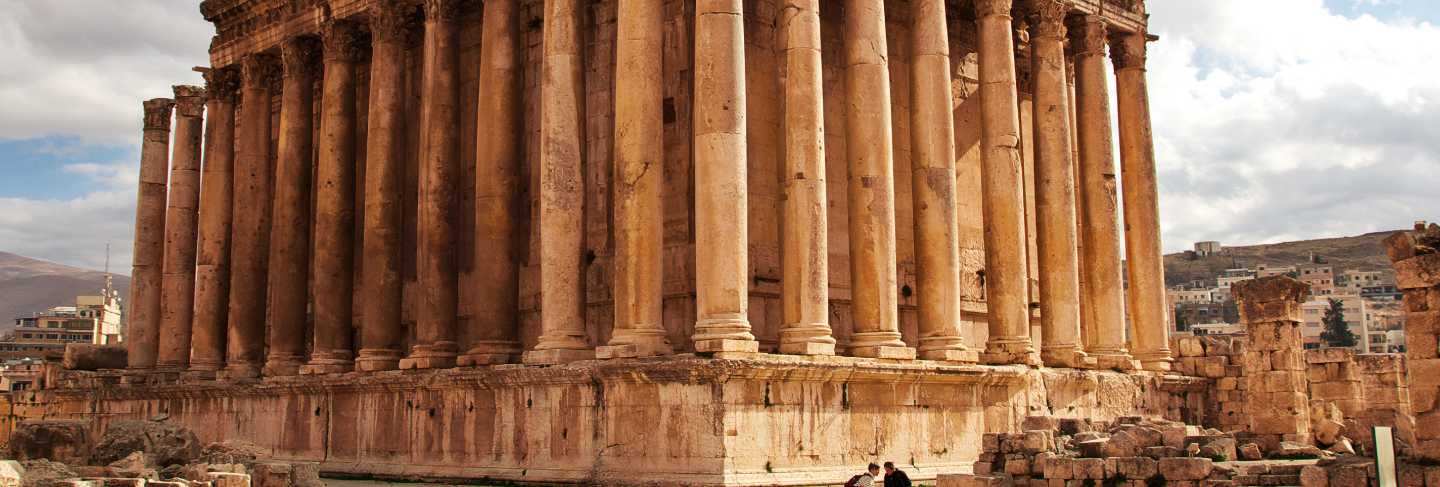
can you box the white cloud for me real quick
[0,161,138,272]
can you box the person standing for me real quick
[883,462,912,487]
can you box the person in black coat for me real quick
[882,462,911,487]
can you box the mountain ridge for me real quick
[0,251,130,332]
[1162,230,1401,287]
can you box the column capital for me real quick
[974,0,1013,18]
[322,20,368,63]
[370,1,418,43]
[1068,15,1108,57]
[1029,0,1070,40]
[279,36,321,79]
[142,98,175,131]
[202,67,240,103]
[172,85,207,118]
[424,0,463,22]
[239,53,280,87]
[1108,31,1148,71]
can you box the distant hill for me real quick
[0,251,129,332]
[1163,230,1401,287]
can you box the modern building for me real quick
[1193,241,1222,256]
[1,279,123,356]
[0,359,44,392]
[1297,264,1336,297]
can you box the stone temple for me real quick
[19,0,1440,485]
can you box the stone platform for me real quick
[38,356,1204,486]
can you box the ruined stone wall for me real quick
[1170,334,1246,432]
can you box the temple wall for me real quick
[32,358,1199,486]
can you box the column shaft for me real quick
[157,86,206,369]
[525,0,594,364]
[405,0,463,369]
[357,4,409,372]
[224,54,277,379]
[1029,0,1086,368]
[306,21,363,374]
[191,69,237,375]
[601,0,673,359]
[461,0,525,366]
[776,0,835,356]
[843,0,911,359]
[1112,32,1173,371]
[127,98,174,370]
[691,0,757,353]
[1072,16,1132,369]
[909,0,973,362]
[264,37,318,377]
[975,0,1037,365]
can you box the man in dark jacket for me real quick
[882,462,911,487]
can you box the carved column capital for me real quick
[202,67,240,103]
[142,98,175,131]
[1109,31,1148,71]
[1068,15,1107,57]
[322,20,368,62]
[1029,0,1070,40]
[279,36,321,79]
[240,53,280,87]
[974,0,1014,18]
[424,0,463,22]
[172,85,208,117]
[370,1,417,44]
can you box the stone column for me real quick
[1233,276,1313,448]
[842,0,912,360]
[191,68,238,376]
[305,21,364,375]
[974,0,1036,365]
[691,0,757,354]
[224,53,277,379]
[264,37,318,377]
[1028,0,1086,368]
[404,0,463,370]
[775,0,834,356]
[1386,226,1440,461]
[908,0,973,363]
[598,0,674,359]
[1111,32,1172,372]
[1071,16,1132,370]
[126,97,174,371]
[157,85,206,370]
[356,2,410,372]
[524,0,594,364]
[460,0,524,366]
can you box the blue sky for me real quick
[1,0,1437,273]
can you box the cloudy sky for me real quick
[0,0,1437,273]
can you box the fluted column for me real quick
[404,0,463,369]
[1112,31,1172,371]
[599,0,674,359]
[224,54,277,379]
[691,0,757,354]
[126,97,174,371]
[975,0,1037,365]
[462,0,525,366]
[524,0,594,364]
[357,3,409,372]
[1029,0,1087,368]
[1072,16,1133,370]
[264,37,318,377]
[157,86,205,370]
[190,68,238,376]
[842,0,912,360]
[305,21,363,375]
[776,0,835,356]
[909,0,974,362]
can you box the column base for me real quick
[918,348,979,363]
[693,338,759,354]
[522,348,595,365]
[219,362,262,380]
[851,345,917,360]
[457,352,518,366]
[595,341,673,359]
[1090,351,1138,371]
[263,355,304,376]
[1133,350,1174,372]
[120,369,154,385]
[300,356,354,375]
[355,349,402,372]
[181,369,217,381]
[187,360,223,373]
[778,341,836,356]
[399,343,458,370]
[1041,346,1094,369]
[981,338,1040,365]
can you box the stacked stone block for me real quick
[1232,276,1313,448]
[1357,353,1415,447]
[1171,335,1248,431]
[1386,224,1440,461]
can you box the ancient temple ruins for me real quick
[37,0,1440,485]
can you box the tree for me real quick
[1320,298,1358,348]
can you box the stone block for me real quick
[851,345,917,360]
[1178,337,1205,358]
[936,474,1010,487]
[521,348,595,364]
[1394,253,1440,290]
[1159,457,1213,481]
[1298,465,1328,487]
[8,420,92,465]
[691,339,759,354]
[1106,457,1157,480]
[63,344,128,370]
[1424,466,1440,487]
[1073,458,1105,480]
[1043,457,1073,479]
[919,348,978,363]
[0,461,21,487]
[1015,430,1054,454]
[1238,443,1262,461]
[1004,457,1031,476]
[1385,231,1419,262]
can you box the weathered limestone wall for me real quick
[39,358,1200,486]
[1386,225,1440,461]
[1305,348,1415,448]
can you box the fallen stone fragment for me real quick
[1237,443,1263,461]
[9,421,92,465]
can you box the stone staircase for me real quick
[1223,461,1310,487]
